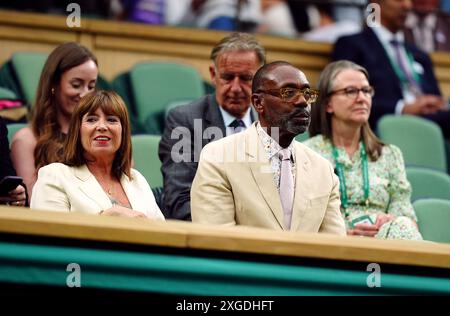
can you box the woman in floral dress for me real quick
[304,60,422,240]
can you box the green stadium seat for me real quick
[295,131,309,142]
[0,87,17,99]
[112,72,148,135]
[203,80,215,95]
[0,61,22,99]
[6,123,27,145]
[406,167,450,201]
[413,198,450,243]
[378,115,447,173]
[131,134,163,188]
[164,99,194,118]
[96,74,112,91]
[129,62,205,135]
[11,52,47,106]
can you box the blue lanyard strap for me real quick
[332,142,370,217]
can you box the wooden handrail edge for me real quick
[0,207,449,269]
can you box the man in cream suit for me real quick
[191,62,346,234]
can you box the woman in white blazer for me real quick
[31,90,164,220]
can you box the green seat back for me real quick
[378,115,447,172]
[131,134,163,188]
[164,99,193,118]
[413,198,450,243]
[295,131,310,142]
[0,61,22,99]
[6,123,27,145]
[96,74,112,91]
[11,52,47,106]
[406,167,450,202]
[112,72,134,112]
[203,80,215,95]
[0,87,17,99]
[130,62,205,134]
[446,140,450,176]
[112,72,146,135]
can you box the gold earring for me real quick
[51,88,55,95]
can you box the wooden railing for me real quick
[1,207,450,269]
[1,9,449,98]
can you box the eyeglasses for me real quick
[258,87,319,105]
[328,86,375,99]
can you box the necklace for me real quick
[98,178,114,197]
[106,185,113,196]
[102,182,119,205]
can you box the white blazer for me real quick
[31,163,164,220]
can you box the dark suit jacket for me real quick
[332,27,441,129]
[0,117,18,197]
[158,94,256,220]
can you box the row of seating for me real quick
[2,52,450,171]
[6,122,450,243]
[7,120,450,204]
[414,199,450,243]
[3,53,450,244]
[0,52,215,135]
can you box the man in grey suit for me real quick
[158,32,266,220]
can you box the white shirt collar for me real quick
[255,121,295,160]
[219,105,252,130]
[372,24,405,45]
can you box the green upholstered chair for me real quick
[406,167,450,202]
[129,62,205,135]
[112,71,146,135]
[96,74,112,91]
[0,61,22,99]
[0,87,17,99]
[295,131,310,143]
[203,80,215,95]
[413,198,450,243]
[378,115,447,173]
[6,123,27,145]
[164,99,194,118]
[11,52,47,106]
[131,134,163,188]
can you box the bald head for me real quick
[252,61,294,93]
[251,61,311,147]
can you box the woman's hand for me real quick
[0,185,27,206]
[100,205,147,218]
[375,213,395,229]
[348,223,379,237]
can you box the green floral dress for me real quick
[304,135,422,240]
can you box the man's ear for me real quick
[251,94,264,114]
[209,64,217,87]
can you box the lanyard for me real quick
[332,142,369,217]
[386,43,421,86]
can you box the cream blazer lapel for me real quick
[246,124,284,229]
[120,172,146,213]
[290,142,311,231]
[74,165,112,211]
